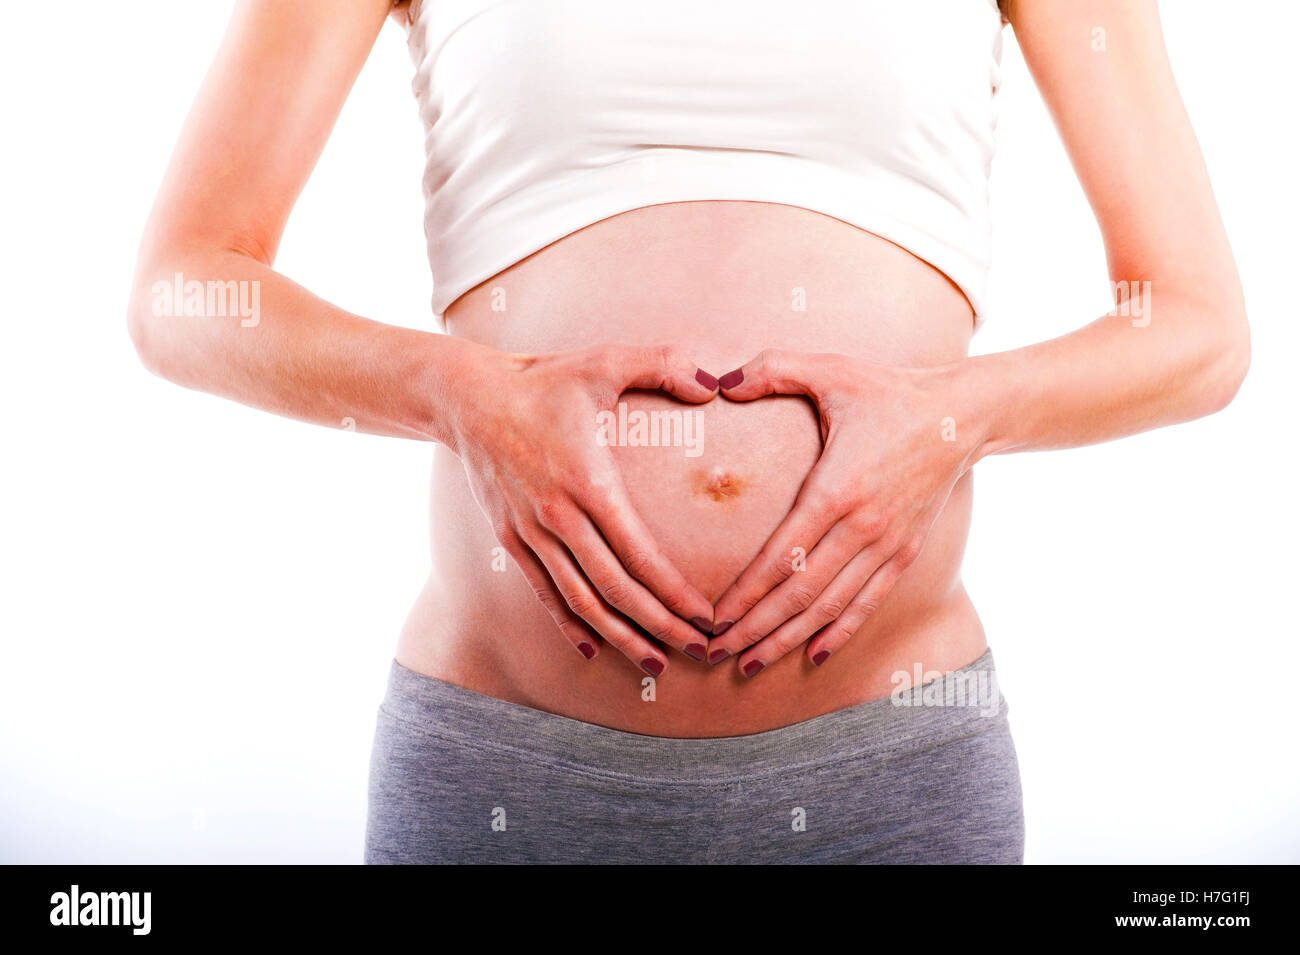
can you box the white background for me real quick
[1,1,1296,863]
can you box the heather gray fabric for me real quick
[365,648,1023,864]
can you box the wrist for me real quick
[416,333,487,453]
[932,354,1013,466]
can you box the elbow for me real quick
[126,272,170,376]
[126,283,161,377]
[126,249,192,382]
[1199,301,1251,415]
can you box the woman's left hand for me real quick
[706,349,983,675]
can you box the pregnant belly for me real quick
[397,201,988,736]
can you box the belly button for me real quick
[694,466,746,503]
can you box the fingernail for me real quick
[684,643,707,661]
[718,368,744,390]
[578,642,596,660]
[812,650,830,667]
[742,659,765,678]
[708,648,731,665]
[712,620,734,636]
[641,658,665,677]
[695,368,719,390]
[690,616,713,633]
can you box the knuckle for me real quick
[784,582,818,613]
[620,548,655,580]
[812,488,849,520]
[895,538,923,567]
[855,595,883,620]
[827,619,859,644]
[563,590,600,618]
[533,587,570,623]
[596,575,635,610]
[827,606,866,640]
[760,546,796,582]
[555,619,594,650]
[850,509,889,540]
[533,494,568,531]
[814,593,848,622]
[567,487,594,514]
[568,477,597,508]
[779,548,804,576]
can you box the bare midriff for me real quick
[395,200,987,737]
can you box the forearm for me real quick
[127,249,465,446]
[955,290,1250,461]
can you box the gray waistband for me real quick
[378,648,1006,786]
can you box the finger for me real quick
[519,523,671,677]
[607,344,721,404]
[804,557,911,667]
[706,518,873,661]
[554,509,710,661]
[734,545,892,676]
[709,472,849,644]
[582,479,717,631]
[500,530,603,663]
[716,348,831,402]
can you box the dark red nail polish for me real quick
[684,643,707,661]
[812,650,830,666]
[578,642,596,659]
[695,368,719,390]
[742,660,765,678]
[718,368,744,390]
[712,620,734,636]
[708,648,731,665]
[690,616,713,633]
[641,658,665,677]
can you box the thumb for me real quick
[608,344,721,405]
[716,349,822,401]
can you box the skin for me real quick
[128,0,1248,733]
[416,200,981,734]
[707,0,1251,673]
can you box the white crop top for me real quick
[405,0,1006,331]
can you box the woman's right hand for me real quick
[438,337,721,675]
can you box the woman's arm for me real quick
[962,0,1249,454]
[705,0,1249,672]
[127,0,444,440]
[127,0,720,673]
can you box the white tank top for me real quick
[405,0,1007,331]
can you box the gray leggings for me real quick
[365,648,1024,864]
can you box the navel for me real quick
[692,466,747,503]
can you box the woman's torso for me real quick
[395,199,987,737]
